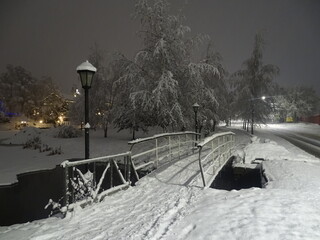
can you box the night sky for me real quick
[1,0,319,95]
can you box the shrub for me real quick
[56,125,82,138]
[47,146,62,156]
[23,136,42,150]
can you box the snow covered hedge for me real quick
[56,125,82,138]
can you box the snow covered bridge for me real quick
[61,131,235,207]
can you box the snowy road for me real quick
[258,124,320,158]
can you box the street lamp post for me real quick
[251,101,254,134]
[76,60,97,159]
[250,96,266,135]
[192,103,200,141]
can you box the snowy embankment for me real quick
[168,135,320,240]
[1,124,320,239]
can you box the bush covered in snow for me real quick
[23,136,42,150]
[22,135,62,155]
[56,125,82,138]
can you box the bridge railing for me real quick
[128,131,200,180]
[61,152,131,207]
[197,132,235,187]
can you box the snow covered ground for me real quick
[0,126,159,185]
[1,123,320,239]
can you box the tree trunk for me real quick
[132,128,135,140]
[104,124,108,138]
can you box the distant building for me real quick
[301,115,320,125]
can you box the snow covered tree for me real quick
[100,52,132,137]
[26,76,60,119]
[114,0,220,134]
[0,65,61,119]
[40,92,68,124]
[197,41,229,130]
[274,86,319,122]
[233,33,279,130]
[0,65,36,115]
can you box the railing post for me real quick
[110,159,113,188]
[155,138,159,168]
[71,167,75,204]
[187,134,191,155]
[127,153,131,185]
[228,135,231,157]
[178,135,181,159]
[222,136,225,163]
[124,155,127,181]
[198,147,206,187]
[218,137,221,165]
[168,136,172,161]
[93,162,96,189]
[64,165,69,207]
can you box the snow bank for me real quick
[167,135,320,240]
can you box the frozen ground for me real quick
[1,123,320,239]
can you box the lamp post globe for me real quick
[192,103,200,114]
[77,60,97,89]
[76,60,97,160]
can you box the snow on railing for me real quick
[128,131,200,180]
[197,132,235,188]
[61,152,131,207]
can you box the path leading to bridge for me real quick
[0,152,206,240]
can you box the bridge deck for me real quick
[144,152,203,188]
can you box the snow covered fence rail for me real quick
[128,131,200,180]
[197,132,235,187]
[61,152,131,206]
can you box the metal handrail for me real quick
[61,152,131,206]
[197,131,235,187]
[128,131,200,180]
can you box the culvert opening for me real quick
[210,157,268,190]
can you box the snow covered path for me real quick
[0,153,206,240]
[2,126,320,239]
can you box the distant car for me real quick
[286,117,293,123]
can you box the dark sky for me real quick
[1,0,319,95]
